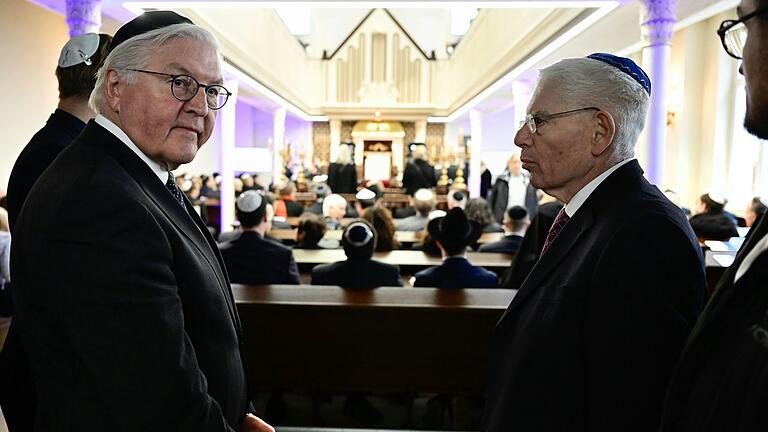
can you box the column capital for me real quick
[640,0,676,47]
[65,0,101,37]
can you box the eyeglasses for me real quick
[717,6,768,59]
[520,107,600,134]
[126,69,232,110]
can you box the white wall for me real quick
[0,0,70,189]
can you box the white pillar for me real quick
[641,0,676,186]
[329,119,341,163]
[469,109,483,198]
[272,108,287,185]
[65,0,101,36]
[414,120,427,143]
[219,79,238,233]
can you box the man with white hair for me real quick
[10,11,272,432]
[482,54,707,431]
[322,193,348,230]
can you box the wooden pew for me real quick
[292,249,512,275]
[233,284,516,395]
[270,229,504,247]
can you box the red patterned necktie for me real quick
[540,208,571,256]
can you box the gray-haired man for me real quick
[11,11,272,432]
[482,54,707,431]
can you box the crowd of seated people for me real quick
[185,168,763,291]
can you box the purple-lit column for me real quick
[219,79,238,233]
[65,0,101,36]
[641,0,675,186]
[468,109,483,198]
[272,108,287,184]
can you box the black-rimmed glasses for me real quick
[127,69,232,110]
[718,6,768,59]
[520,107,600,134]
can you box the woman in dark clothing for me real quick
[327,144,358,194]
[465,198,504,233]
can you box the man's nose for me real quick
[185,87,209,115]
[514,125,530,148]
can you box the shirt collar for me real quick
[565,158,634,217]
[94,114,169,184]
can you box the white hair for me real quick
[537,57,650,163]
[89,23,219,113]
[323,194,348,217]
[335,145,353,165]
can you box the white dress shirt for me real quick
[564,159,634,217]
[95,115,169,184]
[506,173,529,210]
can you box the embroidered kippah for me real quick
[587,53,651,96]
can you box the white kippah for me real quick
[414,189,434,201]
[428,210,446,220]
[236,191,263,212]
[58,33,100,68]
[708,191,727,206]
[356,188,376,200]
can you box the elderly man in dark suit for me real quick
[10,12,272,432]
[482,54,707,432]
[661,2,768,430]
[220,191,300,285]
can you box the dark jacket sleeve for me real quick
[41,199,237,431]
[583,214,706,431]
[286,253,301,285]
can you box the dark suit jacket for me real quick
[220,231,300,285]
[402,159,437,195]
[500,201,563,289]
[478,234,523,254]
[482,161,707,432]
[413,257,497,288]
[311,258,402,288]
[283,199,305,217]
[327,162,358,194]
[10,122,249,431]
[488,172,539,224]
[689,211,739,240]
[1,109,85,431]
[661,214,768,432]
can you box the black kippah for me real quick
[452,191,465,201]
[507,205,528,221]
[109,11,194,54]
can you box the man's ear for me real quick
[590,110,616,157]
[104,69,124,113]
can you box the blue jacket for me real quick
[413,257,497,288]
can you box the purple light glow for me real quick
[65,0,101,37]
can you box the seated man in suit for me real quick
[396,188,435,231]
[413,208,498,288]
[479,206,529,254]
[689,192,739,240]
[220,191,300,285]
[446,189,467,210]
[483,54,706,432]
[311,220,402,288]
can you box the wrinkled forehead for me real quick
[528,79,565,112]
[152,37,223,83]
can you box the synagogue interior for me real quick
[0,0,765,430]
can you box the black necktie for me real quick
[165,172,186,209]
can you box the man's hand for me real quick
[241,414,275,432]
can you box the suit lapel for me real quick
[84,122,240,330]
[500,161,644,322]
[501,209,594,320]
